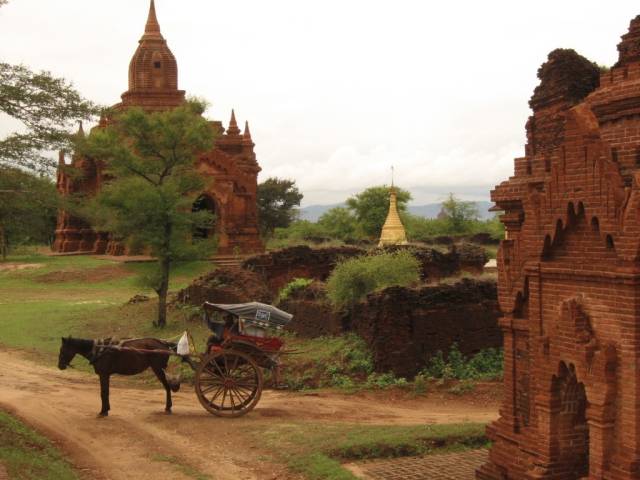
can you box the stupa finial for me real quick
[145,0,161,35]
[227,109,241,135]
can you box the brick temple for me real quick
[478,14,640,480]
[53,0,263,255]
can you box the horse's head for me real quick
[58,337,76,370]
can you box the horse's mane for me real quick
[65,337,95,350]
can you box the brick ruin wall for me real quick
[281,279,501,378]
[242,244,488,294]
[347,280,501,378]
[178,245,498,379]
[479,16,640,480]
[176,266,271,305]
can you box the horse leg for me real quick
[99,374,110,417]
[151,365,172,414]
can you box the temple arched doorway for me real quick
[552,362,589,479]
[192,194,217,240]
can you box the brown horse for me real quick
[58,337,180,417]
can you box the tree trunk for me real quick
[0,224,6,261]
[156,255,170,328]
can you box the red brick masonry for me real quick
[478,14,640,480]
[53,1,263,255]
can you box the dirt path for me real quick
[0,348,499,480]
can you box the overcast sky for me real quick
[1,1,639,205]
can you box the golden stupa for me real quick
[378,173,408,247]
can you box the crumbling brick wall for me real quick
[177,266,271,305]
[243,244,488,295]
[242,246,364,294]
[349,279,501,378]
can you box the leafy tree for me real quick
[318,207,361,242]
[0,167,57,259]
[439,193,479,233]
[0,63,98,172]
[346,185,411,238]
[257,177,303,236]
[81,100,216,327]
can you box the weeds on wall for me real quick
[422,343,503,381]
[326,250,420,309]
[276,277,314,304]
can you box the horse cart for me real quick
[57,301,293,418]
[193,301,293,417]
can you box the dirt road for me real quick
[0,348,499,480]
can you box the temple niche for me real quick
[53,0,263,256]
[477,15,640,480]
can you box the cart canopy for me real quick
[203,302,293,327]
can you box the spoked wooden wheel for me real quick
[195,349,263,418]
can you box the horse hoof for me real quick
[97,412,108,418]
[165,409,172,415]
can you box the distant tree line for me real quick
[266,187,503,248]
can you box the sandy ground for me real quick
[0,348,499,480]
[0,263,42,272]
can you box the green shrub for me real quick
[326,250,420,309]
[423,344,503,381]
[277,277,314,303]
[413,373,428,395]
[364,372,408,390]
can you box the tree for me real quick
[81,100,216,327]
[1,0,97,171]
[0,63,99,172]
[439,193,479,233]
[257,177,303,236]
[346,185,411,238]
[0,167,57,259]
[318,207,360,242]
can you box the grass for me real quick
[0,250,213,360]
[278,333,376,391]
[0,410,79,480]
[252,422,489,480]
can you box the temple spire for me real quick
[227,109,241,135]
[243,120,252,139]
[378,168,408,247]
[144,0,162,37]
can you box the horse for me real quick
[58,337,181,417]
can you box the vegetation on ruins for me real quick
[0,167,57,259]
[80,100,217,327]
[422,343,503,381]
[326,250,420,309]
[0,62,98,172]
[257,177,304,236]
[276,277,314,304]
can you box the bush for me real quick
[277,277,314,303]
[422,343,503,381]
[326,250,420,309]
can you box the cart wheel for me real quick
[195,349,263,418]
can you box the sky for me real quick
[1,1,639,206]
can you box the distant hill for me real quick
[299,201,495,222]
